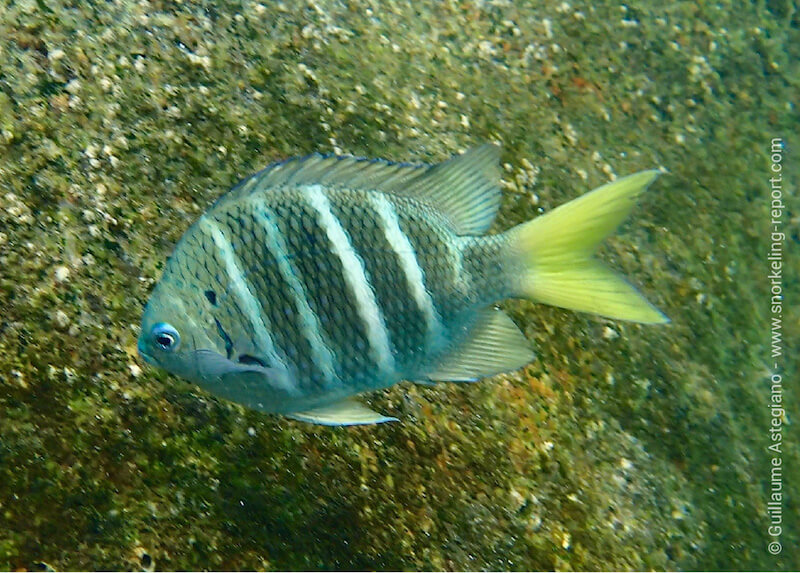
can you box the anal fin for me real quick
[427,308,534,382]
[287,398,398,426]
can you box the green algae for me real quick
[0,0,798,570]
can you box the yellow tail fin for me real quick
[508,170,668,324]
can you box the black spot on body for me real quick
[204,289,217,305]
[214,317,234,359]
[238,354,267,367]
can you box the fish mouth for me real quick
[137,338,156,365]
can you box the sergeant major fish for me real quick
[137,144,667,425]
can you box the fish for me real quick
[137,144,667,426]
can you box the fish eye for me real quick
[152,323,180,351]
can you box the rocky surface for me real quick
[0,0,797,570]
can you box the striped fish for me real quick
[137,145,667,425]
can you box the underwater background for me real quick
[0,0,797,570]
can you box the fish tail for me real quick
[506,170,668,323]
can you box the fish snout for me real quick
[137,336,156,365]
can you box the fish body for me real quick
[138,145,667,425]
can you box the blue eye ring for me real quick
[152,323,180,352]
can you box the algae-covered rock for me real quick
[0,0,797,570]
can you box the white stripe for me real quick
[303,185,396,375]
[370,194,442,344]
[248,197,339,388]
[199,217,291,384]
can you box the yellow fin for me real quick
[508,170,668,324]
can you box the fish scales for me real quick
[323,189,442,374]
[158,232,223,345]
[139,145,668,425]
[217,188,375,391]
[391,197,471,320]
[210,202,336,393]
[461,235,510,305]
[195,183,474,396]
[368,193,443,348]
[200,216,288,379]
[250,184,459,392]
[303,185,397,383]
[270,186,383,391]
[248,198,339,390]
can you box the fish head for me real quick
[138,276,297,412]
[137,277,219,383]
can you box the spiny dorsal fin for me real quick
[425,308,534,382]
[221,144,503,236]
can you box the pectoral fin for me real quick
[193,349,277,380]
[287,398,398,426]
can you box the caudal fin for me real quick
[507,170,668,324]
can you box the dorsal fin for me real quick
[219,144,503,236]
[398,144,502,235]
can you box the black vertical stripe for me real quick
[214,203,331,391]
[393,202,465,322]
[326,190,431,372]
[265,189,377,388]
